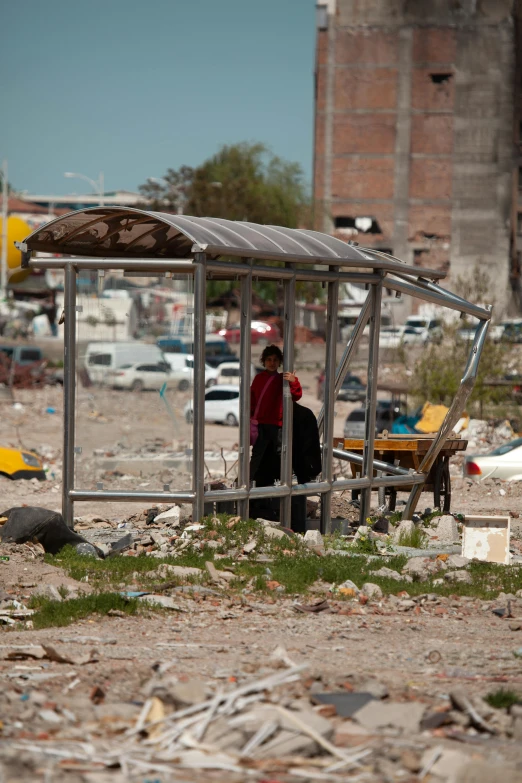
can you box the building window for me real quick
[334,216,382,234]
[430,73,452,84]
[316,4,328,30]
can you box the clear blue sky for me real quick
[2,0,316,197]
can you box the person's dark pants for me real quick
[250,424,281,521]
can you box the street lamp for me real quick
[64,171,104,207]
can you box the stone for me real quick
[432,514,459,545]
[33,584,63,602]
[256,517,282,528]
[169,679,207,708]
[75,542,101,557]
[447,554,470,568]
[334,721,373,747]
[354,525,373,542]
[153,506,181,525]
[513,717,522,741]
[444,570,472,584]
[420,747,469,780]
[304,530,324,548]
[338,579,360,595]
[353,700,426,733]
[243,539,258,553]
[361,583,383,600]
[157,564,202,578]
[370,567,402,580]
[138,595,184,610]
[38,709,62,723]
[402,556,443,581]
[455,761,522,783]
[358,679,389,699]
[263,526,286,540]
[392,519,415,543]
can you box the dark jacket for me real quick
[292,403,322,484]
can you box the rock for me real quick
[338,579,360,595]
[243,539,258,553]
[361,583,383,600]
[513,717,522,741]
[353,700,426,733]
[358,679,389,699]
[153,506,181,525]
[370,567,402,580]
[420,746,469,780]
[444,570,472,584]
[432,514,459,545]
[402,556,443,581]
[304,530,324,548]
[263,526,287,540]
[447,554,470,568]
[455,761,522,783]
[354,525,373,542]
[33,584,63,602]
[157,564,202,579]
[138,595,184,610]
[334,721,373,747]
[75,542,102,557]
[392,519,415,543]
[169,679,207,708]
[38,709,62,723]
[256,517,282,528]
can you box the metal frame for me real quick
[20,209,492,530]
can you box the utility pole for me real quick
[1,160,8,298]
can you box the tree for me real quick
[410,266,514,417]
[139,143,318,306]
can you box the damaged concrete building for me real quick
[314,0,522,315]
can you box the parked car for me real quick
[84,341,167,385]
[343,400,406,439]
[317,371,366,402]
[405,316,443,342]
[464,437,522,480]
[184,385,240,426]
[497,319,522,343]
[0,445,46,481]
[157,335,237,367]
[379,325,426,348]
[215,361,257,386]
[218,321,281,345]
[106,362,177,392]
[162,353,218,390]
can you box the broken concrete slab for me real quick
[153,506,181,525]
[312,691,375,717]
[392,519,415,543]
[361,583,383,600]
[33,584,63,602]
[429,514,459,546]
[447,554,470,568]
[263,526,287,540]
[370,567,402,580]
[353,699,426,733]
[462,515,511,565]
[157,564,202,579]
[444,570,472,584]
[303,530,324,548]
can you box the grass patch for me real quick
[485,688,521,710]
[28,592,141,629]
[397,526,428,548]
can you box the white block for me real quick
[462,515,510,565]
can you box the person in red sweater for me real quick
[250,344,302,492]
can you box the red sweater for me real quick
[250,371,302,427]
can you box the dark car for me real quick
[317,371,366,402]
[343,399,407,438]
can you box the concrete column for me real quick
[392,27,413,266]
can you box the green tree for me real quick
[410,266,514,417]
[138,143,320,306]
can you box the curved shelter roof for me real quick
[23,206,445,278]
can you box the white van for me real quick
[163,353,219,390]
[84,342,168,385]
[215,361,256,386]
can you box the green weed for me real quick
[397,526,428,548]
[28,592,142,629]
[485,688,521,710]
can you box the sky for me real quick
[1,0,317,197]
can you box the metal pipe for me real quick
[385,275,491,321]
[360,281,382,522]
[403,317,491,517]
[280,270,296,524]
[317,293,372,435]
[320,271,339,534]
[390,271,492,320]
[333,447,412,476]
[237,264,253,520]
[62,264,77,528]
[27,256,381,285]
[192,253,207,521]
[372,473,425,488]
[69,490,195,502]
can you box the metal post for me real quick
[62,264,77,527]
[280,269,296,525]
[320,271,339,534]
[238,264,252,520]
[360,280,382,523]
[192,253,207,521]
[317,292,371,436]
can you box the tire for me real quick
[178,379,190,391]
[131,380,143,392]
[433,457,451,513]
[225,413,238,426]
[185,410,193,424]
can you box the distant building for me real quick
[314,0,522,314]
[20,189,147,213]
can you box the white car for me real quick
[184,385,240,426]
[464,438,522,481]
[107,362,177,392]
[163,353,218,390]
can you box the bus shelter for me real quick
[18,207,491,531]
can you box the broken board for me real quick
[462,515,510,565]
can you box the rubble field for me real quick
[1,380,522,781]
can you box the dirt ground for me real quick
[2,365,522,781]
